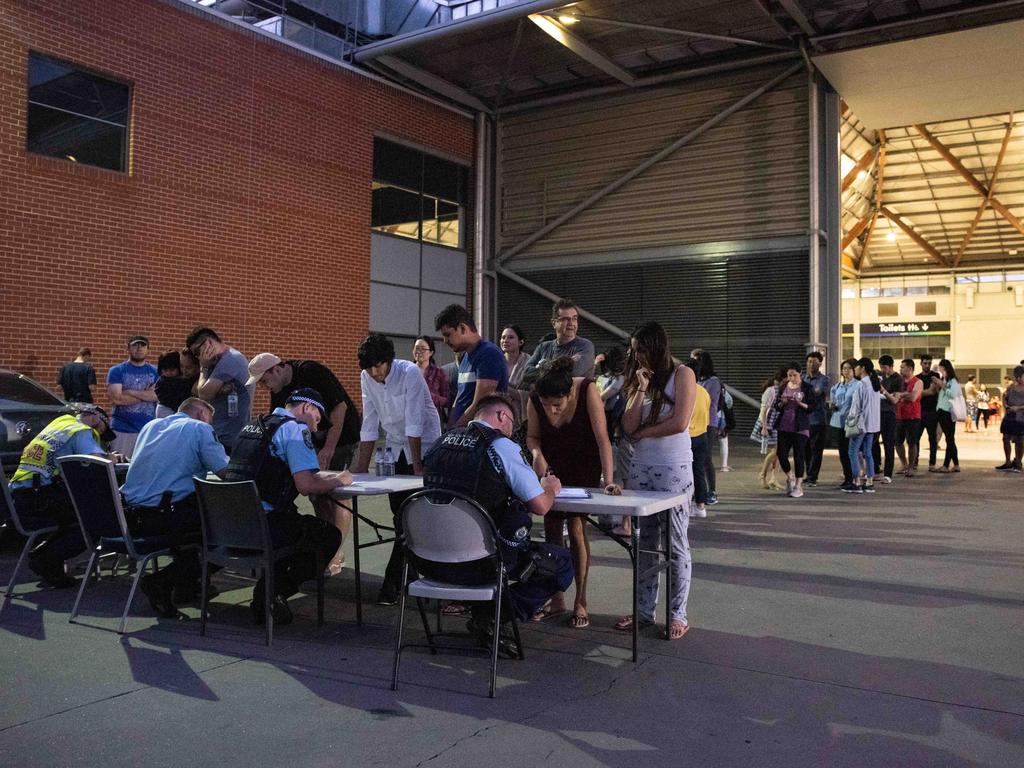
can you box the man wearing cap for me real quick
[246,353,360,471]
[352,334,442,605]
[185,327,251,453]
[7,405,115,587]
[224,388,352,625]
[121,397,230,617]
[106,335,159,458]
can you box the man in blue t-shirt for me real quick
[186,326,252,453]
[434,304,508,429]
[106,335,159,458]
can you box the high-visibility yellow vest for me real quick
[10,415,96,485]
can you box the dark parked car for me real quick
[0,369,73,473]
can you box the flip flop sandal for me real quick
[667,621,690,640]
[569,613,590,629]
[441,602,469,616]
[531,606,567,622]
[613,614,654,632]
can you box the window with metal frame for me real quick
[26,52,131,172]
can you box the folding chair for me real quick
[57,455,187,634]
[193,478,324,647]
[391,489,523,699]
[0,470,61,619]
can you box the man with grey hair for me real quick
[121,397,230,616]
[521,298,595,387]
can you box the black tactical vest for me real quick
[224,413,298,514]
[423,423,532,560]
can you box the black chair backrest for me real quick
[0,470,14,524]
[57,455,126,548]
[194,478,270,551]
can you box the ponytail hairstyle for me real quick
[533,356,575,399]
[857,357,881,392]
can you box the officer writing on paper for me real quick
[420,394,573,655]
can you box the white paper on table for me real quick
[556,487,592,499]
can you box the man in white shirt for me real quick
[352,334,441,604]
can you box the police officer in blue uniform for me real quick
[224,388,352,625]
[420,394,573,654]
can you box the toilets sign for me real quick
[861,321,950,337]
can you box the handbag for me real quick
[950,392,967,422]
[845,388,863,437]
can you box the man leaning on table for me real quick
[352,334,441,606]
[121,397,229,618]
[421,394,573,657]
[224,388,352,626]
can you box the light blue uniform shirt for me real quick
[468,420,544,503]
[121,412,229,507]
[262,407,319,511]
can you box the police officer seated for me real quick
[420,394,573,657]
[120,397,230,617]
[224,388,352,625]
[7,404,116,587]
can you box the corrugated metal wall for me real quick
[498,63,808,264]
[497,251,809,432]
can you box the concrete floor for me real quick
[1,434,1022,768]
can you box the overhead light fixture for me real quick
[856,170,867,181]
[65,155,77,162]
[886,231,897,242]
[1010,249,1019,256]
[558,14,579,24]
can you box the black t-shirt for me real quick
[155,375,198,412]
[270,360,360,446]
[58,362,96,402]
[917,370,941,413]
[879,372,903,413]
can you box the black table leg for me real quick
[664,508,672,641]
[631,514,640,663]
[352,496,362,626]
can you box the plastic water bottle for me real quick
[227,393,238,417]
[374,447,383,477]
[384,447,395,477]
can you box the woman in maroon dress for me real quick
[527,357,619,628]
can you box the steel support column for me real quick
[473,112,496,337]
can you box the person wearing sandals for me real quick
[753,369,785,490]
[614,322,697,641]
[527,357,620,629]
[933,359,962,473]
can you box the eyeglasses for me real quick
[554,315,578,324]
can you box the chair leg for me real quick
[199,553,209,637]
[508,598,525,661]
[119,556,150,634]
[391,561,409,691]
[69,549,100,623]
[1,533,40,620]
[264,563,273,648]
[489,580,503,698]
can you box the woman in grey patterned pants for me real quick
[615,321,698,640]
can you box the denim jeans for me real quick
[848,432,876,480]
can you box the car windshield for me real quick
[0,373,64,407]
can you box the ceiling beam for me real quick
[880,206,947,266]
[776,0,819,37]
[954,114,1015,267]
[914,124,1024,237]
[842,253,860,278]
[571,15,795,50]
[861,130,886,271]
[529,14,636,86]
[842,211,873,251]
[375,55,491,112]
[841,145,877,192]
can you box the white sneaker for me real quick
[881,476,893,484]
[720,466,733,472]
[791,486,804,498]
[692,504,707,519]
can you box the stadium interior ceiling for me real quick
[198,0,1024,281]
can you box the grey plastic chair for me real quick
[0,470,61,619]
[193,477,324,647]
[57,455,187,634]
[391,489,523,698]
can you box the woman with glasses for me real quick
[412,336,448,422]
[614,321,697,640]
[527,357,619,629]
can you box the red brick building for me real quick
[0,0,474,408]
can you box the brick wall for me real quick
[0,0,474,413]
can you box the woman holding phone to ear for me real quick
[614,321,697,641]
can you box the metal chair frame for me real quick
[58,455,191,634]
[193,477,324,647]
[0,470,60,619]
[391,489,524,699]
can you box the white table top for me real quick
[551,488,689,518]
[329,473,424,499]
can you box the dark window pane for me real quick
[423,152,463,202]
[373,138,422,190]
[26,52,129,172]
[372,183,421,240]
[26,104,125,171]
